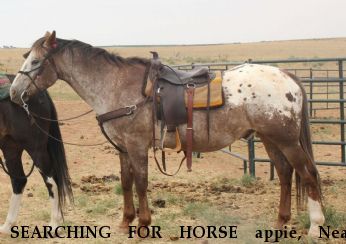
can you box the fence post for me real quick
[270,161,275,180]
[338,60,345,163]
[243,160,247,174]
[309,68,313,117]
[248,136,255,177]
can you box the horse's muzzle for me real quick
[9,86,27,105]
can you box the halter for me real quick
[17,41,70,93]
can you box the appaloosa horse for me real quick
[0,74,72,234]
[10,31,324,237]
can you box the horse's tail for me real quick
[46,93,74,211]
[283,71,322,210]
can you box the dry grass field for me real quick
[1,38,346,243]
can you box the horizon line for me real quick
[1,36,346,49]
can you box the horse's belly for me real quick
[222,64,303,120]
[158,107,248,152]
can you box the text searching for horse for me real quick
[10,31,324,237]
[0,74,73,234]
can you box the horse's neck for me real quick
[57,53,145,115]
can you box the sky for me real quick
[1,0,346,47]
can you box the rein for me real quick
[0,156,35,179]
[20,93,108,147]
[29,109,93,122]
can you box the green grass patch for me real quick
[76,194,88,208]
[183,202,240,226]
[114,183,123,195]
[36,210,50,222]
[241,174,256,188]
[86,198,115,216]
[297,212,310,229]
[153,212,179,236]
[324,206,346,228]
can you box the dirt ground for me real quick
[0,97,345,244]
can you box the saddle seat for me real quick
[158,66,216,85]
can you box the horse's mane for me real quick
[32,37,150,67]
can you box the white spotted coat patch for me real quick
[222,64,303,120]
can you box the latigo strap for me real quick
[186,85,195,172]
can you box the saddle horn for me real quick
[150,51,159,60]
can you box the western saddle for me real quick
[145,52,222,173]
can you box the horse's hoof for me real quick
[308,225,320,238]
[274,222,284,230]
[118,223,130,234]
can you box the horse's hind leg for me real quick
[278,143,324,237]
[0,140,26,234]
[259,135,293,228]
[119,152,136,231]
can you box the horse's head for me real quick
[10,31,59,104]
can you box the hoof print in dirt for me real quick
[79,174,118,194]
[170,236,179,241]
[153,199,166,208]
[81,174,119,184]
[71,182,80,188]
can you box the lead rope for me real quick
[20,92,108,147]
[29,109,93,122]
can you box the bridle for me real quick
[18,61,45,92]
[17,42,71,95]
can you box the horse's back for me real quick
[222,64,303,121]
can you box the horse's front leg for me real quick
[128,149,151,231]
[119,152,136,231]
[0,143,26,234]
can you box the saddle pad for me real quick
[184,76,224,108]
[0,74,11,100]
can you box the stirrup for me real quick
[160,127,182,152]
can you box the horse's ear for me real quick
[44,31,57,49]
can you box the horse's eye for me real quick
[31,60,40,66]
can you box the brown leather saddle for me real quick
[145,52,219,173]
[155,65,215,130]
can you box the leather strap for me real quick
[186,86,195,172]
[206,76,211,142]
[152,146,185,176]
[96,100,148,124]
[96,99,149,153]
[99,122,126,153]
